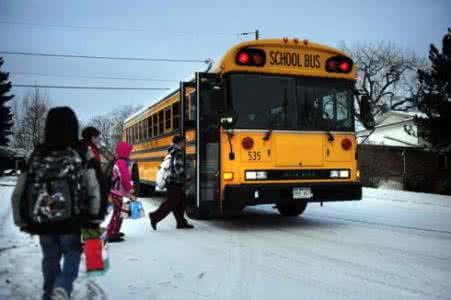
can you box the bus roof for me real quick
[125,38,355,125]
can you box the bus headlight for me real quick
[330,170,339,178]
[246,171,268,180]
[339,170,350,178]
[256,171,268,180]
[246,171,257,180]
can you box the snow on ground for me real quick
[1,178,451,300]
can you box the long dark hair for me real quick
[44,106,79,150]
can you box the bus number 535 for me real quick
[248,151,262,161]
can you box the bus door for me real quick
[180,72,224,218]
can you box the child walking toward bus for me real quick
[106,141,135,243]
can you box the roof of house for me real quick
[357,110,427,134]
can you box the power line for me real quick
[0,20,238,37]
[10,71,179,82]
[12,84,170,91]
[0,50,209,63]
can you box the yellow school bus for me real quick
[124,38,370,219]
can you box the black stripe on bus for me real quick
[132,141,196,155]
[133,153,195,163]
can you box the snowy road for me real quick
[1,181,451,300]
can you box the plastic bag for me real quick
[83,239,110,277]
[129,200,145,219]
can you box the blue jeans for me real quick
[39,234,82,300]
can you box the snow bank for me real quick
[377,179,404,191]
[364,187,451,207]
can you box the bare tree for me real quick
[343,42,423,123]
[86,105,142,152]
[12,86,50,151]
[110,105,142,146]
[88,115,114,150]
[83,104,142,156]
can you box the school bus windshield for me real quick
[227,73,355,131]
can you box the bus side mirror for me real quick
[220,111,237,128]
[360,95,375,130]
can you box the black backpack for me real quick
[23,148,87,225]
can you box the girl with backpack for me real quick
[105,141,135,243]
[11,107,103,300]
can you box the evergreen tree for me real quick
[416,28,451,149]
[0,57,14,146]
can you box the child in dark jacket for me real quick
[106,141,134,242]
[11,107,102,300]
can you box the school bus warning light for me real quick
[237,52,250,64]
[236,49,266,67]
[325,56,353,73]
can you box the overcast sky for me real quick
[0,0,450,121]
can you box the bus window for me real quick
[184,95,191,121]
[131,125,135,143]
[190,92,197,121]
[336,91,352,128]
[147,116,152,138]
[158,110,164,135]
[173,102,180,130]
[153,114,158,137]
[165,107,172,131]
[229,74,354,131]
[133,125,137,143]
[139,121,143,141]
[143,120,147,140]
[322,95,335,120]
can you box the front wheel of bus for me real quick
[276,202,308,217]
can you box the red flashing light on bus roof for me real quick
[325,56,353,74]
[327,60,338,71]
[339,62,351,72]
[293,38,299,44]
[283,37,289,44]
[237,52,250,64]
[253,53,264,65]
[236,49,266,66]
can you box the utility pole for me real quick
[240,29,260,40]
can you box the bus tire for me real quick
[186,205,211,220]
[276,202,307,217]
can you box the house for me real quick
[356,111,450,195]
[357,110,428,147]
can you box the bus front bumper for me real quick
[223,182,362,209]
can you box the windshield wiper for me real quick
[326,131,335,142]
[263,121,274,141]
